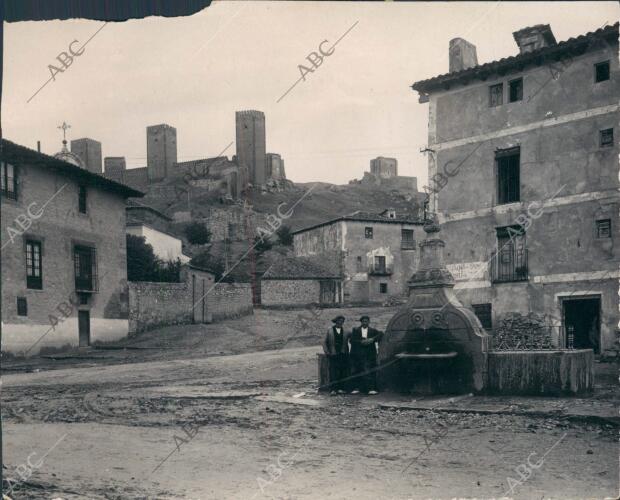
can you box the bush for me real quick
[126,234,181,282]
[276,225,294,246]
[254,235,272,253]
[184,221,211,245]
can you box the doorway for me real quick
[78,310,90,347]
[562,296,600,353]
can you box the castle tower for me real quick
[235,110,266,186]
[147,124,177,181]
[71,138,102,173]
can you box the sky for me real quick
[3,1,618,186]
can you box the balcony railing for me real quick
[490,247,528,283]
[74,246,98,292]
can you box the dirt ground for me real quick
[2,307,619,500]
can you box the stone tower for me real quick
[147,124,177,181]
[71,138,102,174]
[235,110,266,186]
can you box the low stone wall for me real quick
[128,282,191,333]
[261,279,319,306]
[128,281,252,333]
[487,349,594,395]
[207,283,253,321]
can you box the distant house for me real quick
[292,210,425,303]
[126,223,190,264]
[261,255,342,306]
[1,139,143,354]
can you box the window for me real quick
[74,245,98,292]
[374,256,386,274]
[79,293,89,305]
[401,229,415,250]
[491,226,528,283]
[489,83,503,107]
[596,219,611,239]
[78,185,87,213]
[509,78,523,102]
[25,240,42,289]
[595,61,610,82]
[356,255,363,272]
[379,283,388,294]
[17,297,28,317]
[600,128,614,147]
[365,227,373,239]
[1,162,17,200]
[472,303,492,330]
[496,148,520,204]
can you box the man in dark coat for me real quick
[322,315,349,394]
[349,315,383,395]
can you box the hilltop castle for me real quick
[68,111,286,199]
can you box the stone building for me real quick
[370,156,398,178]
[265,153,286,180]
[104,157,127,177]
[71,138,102,174]
[1,139,143,354]
[236,110,266,186]
[411,22,619,355]
[293,211,425,303]
[261,255,342,306]
[147,124,177,181]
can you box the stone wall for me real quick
[128,282,191,333]
[261,279,320,306]
[206,283,254,321]
[128,280,252,332]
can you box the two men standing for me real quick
[322,315,382,395]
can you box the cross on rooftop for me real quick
[57,121,71,141]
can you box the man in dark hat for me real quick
[349,315,383,395]
[322,315,349,394]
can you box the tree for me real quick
[126,235,180,282]
[276,225,294,246]
[184,221,211,245]
[253,235,272,253]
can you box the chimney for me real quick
[449,38,478,73]
[37,141,41,152]
[513,25,557,54]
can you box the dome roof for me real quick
[54,140,84,167]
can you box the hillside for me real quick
[141,178,426,234]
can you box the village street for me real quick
[2,308,618,500]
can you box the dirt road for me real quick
[2,343,618,500]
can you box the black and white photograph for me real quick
[1,1,619,498]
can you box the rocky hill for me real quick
[141,178,426,235]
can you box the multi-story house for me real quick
[411,23,619,355]
[1,139,143,354]
[292,210,424,303]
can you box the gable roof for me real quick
[262,255,341,280]
[2,139,144,198]
[411,22,618,95]
[126,198,172,221]
[292,210,424,235]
